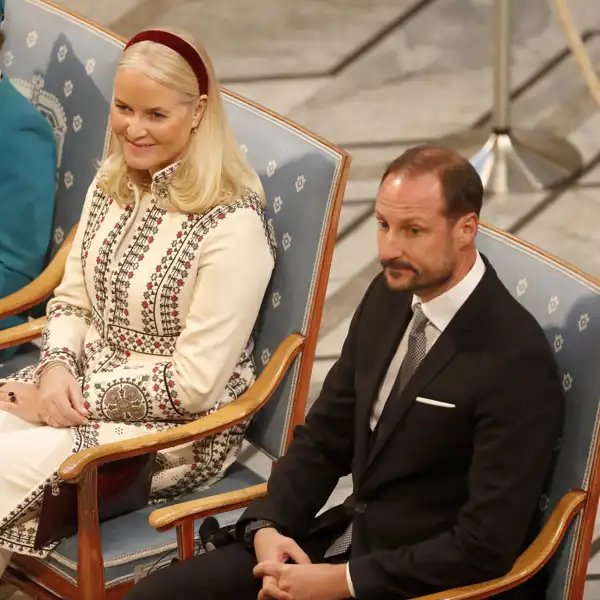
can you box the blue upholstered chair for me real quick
[0,2,351,599]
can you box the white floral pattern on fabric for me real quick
[3,51,14,68]
[26,31,38,48]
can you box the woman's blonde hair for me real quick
[99,28,264,213]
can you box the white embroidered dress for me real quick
[0,163,275,556]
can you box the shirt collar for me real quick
[411,251,486,333]
[150,160,182,205]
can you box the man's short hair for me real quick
[381,145,484,218]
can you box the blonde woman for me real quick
[0,29,275,571]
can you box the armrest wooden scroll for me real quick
[58,332,305,483]
[413,490,587,600]
[0,225,76,319]
[150,482,268,532]
[0,317,46,350]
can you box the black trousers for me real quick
[124,529,348,600]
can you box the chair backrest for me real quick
[223,91,349,458]
[477,224,600,600]
[1,0,122,259]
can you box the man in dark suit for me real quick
[126,146,564,600]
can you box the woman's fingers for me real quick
[53,394,87,425]
[44,403,73,427]
[53,401,85,426]
[40,395,84,427]
[68,378,88,418]
[0,400,18,414]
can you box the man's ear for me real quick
[457,212,479,246]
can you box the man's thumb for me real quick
[285,542,311,565]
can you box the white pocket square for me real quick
[415,397,455,408]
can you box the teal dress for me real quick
[0,74,56,359]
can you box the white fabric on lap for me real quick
[0,410,72,521]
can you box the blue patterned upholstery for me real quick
[0,1,349,588]
[224,93,346,458]
[477,225,600,599]
[2,0,122,259]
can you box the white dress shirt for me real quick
[370,251,486,429]
[346,251,486,597]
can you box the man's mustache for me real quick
[381,259,418,274]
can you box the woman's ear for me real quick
[192,95,208,130]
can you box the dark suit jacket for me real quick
[241,258,564,599]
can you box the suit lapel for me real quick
[354,294,412,476]
[360,262,497,479]
[362,330,459,474]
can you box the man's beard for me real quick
[381,258,453,295]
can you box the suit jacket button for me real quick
[355,501,367,514]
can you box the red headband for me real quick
[124,30,209,96]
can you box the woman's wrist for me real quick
[36,362,71,386]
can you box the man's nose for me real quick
[379,234,406,262]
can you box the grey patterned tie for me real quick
[324,304,429,559]
[398,303,429,390]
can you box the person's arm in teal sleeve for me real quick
[0,104,56,358]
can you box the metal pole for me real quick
[493,0,511,131]
[432,0,583,193]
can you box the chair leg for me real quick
[77,469,106,599]
[176,522,195,561]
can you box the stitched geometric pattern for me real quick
[105,323,178,357]
[80,186,112,275]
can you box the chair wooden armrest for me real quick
[0,225,76,319]
[58,333,305,483]
[413,490,587,600]
[0,317,46,350]
[150,482,268,531]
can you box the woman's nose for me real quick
[126,116,146,139]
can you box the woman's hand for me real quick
[0,382,43,424]
[37,364,88,428]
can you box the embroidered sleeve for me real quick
[82,360,199,421]
[82,351,258,422]
[35,182,98,380]
[83,202,274,420]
